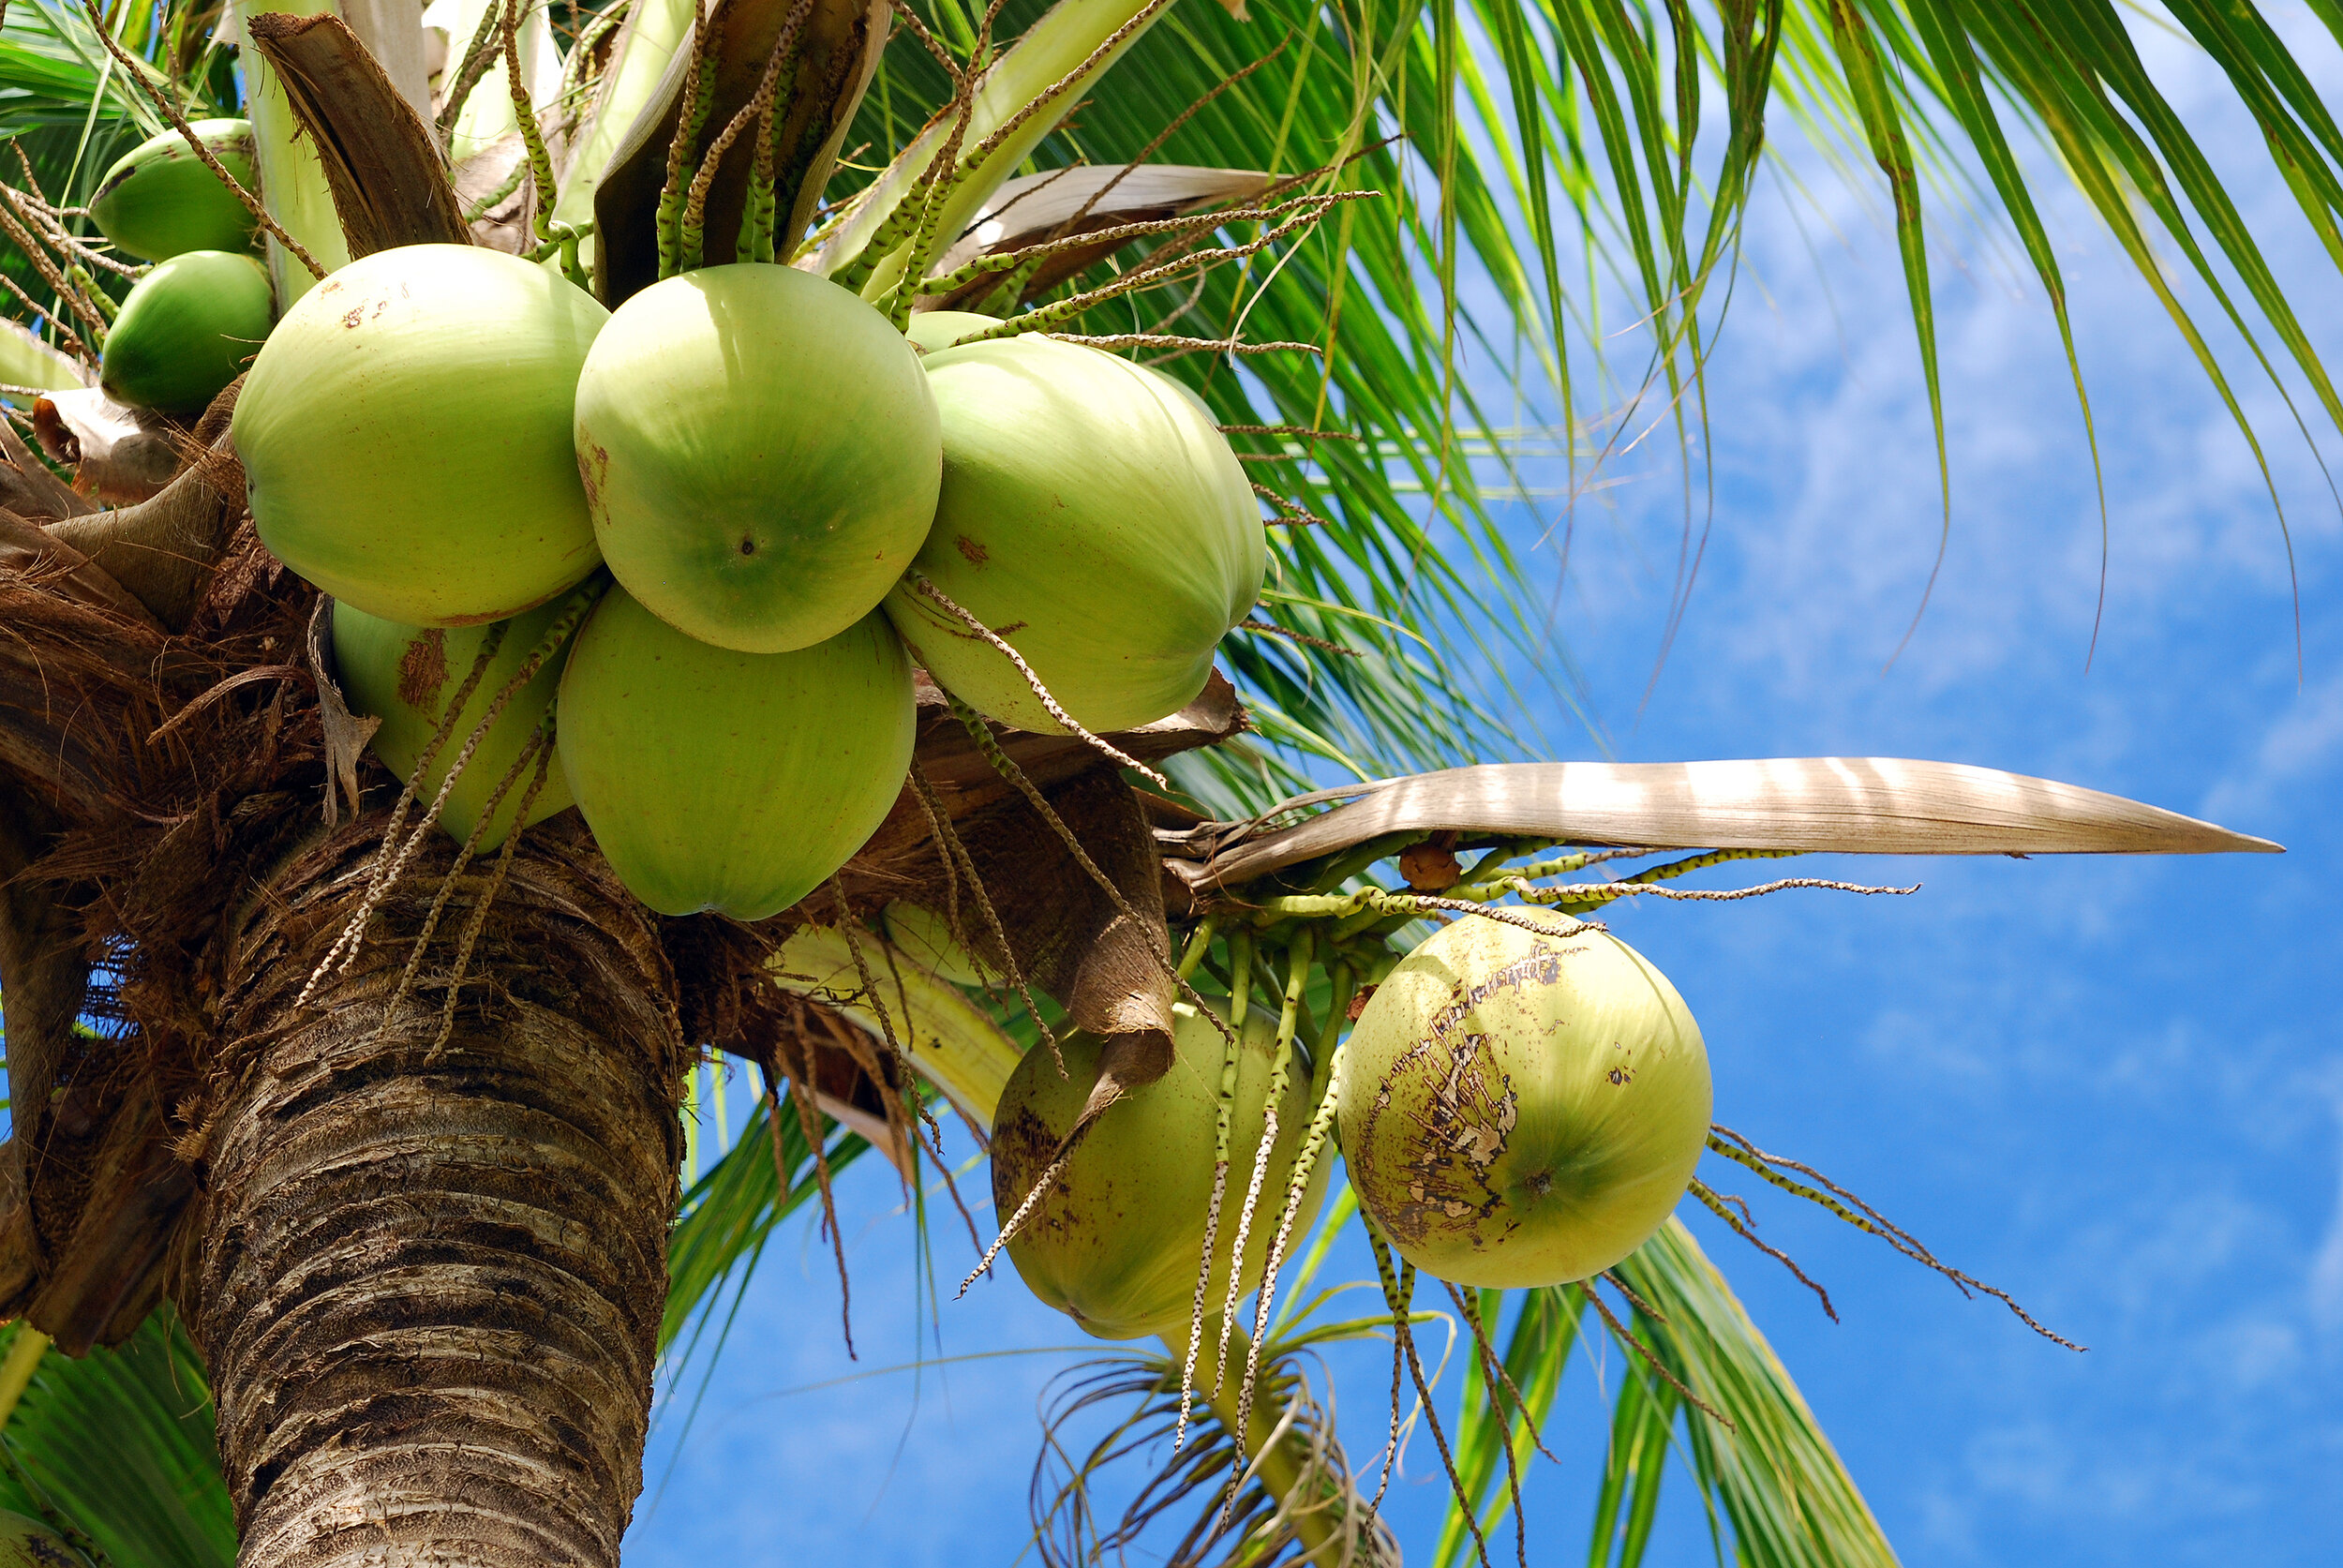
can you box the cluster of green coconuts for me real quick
[991,914,1716,1338]
[84,120,273,413]
[216,232,1257,920]
[91,126,1710,1324]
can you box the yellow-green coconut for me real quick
[991,1002,1328,1340]
[556,589,914,918]
[1337,916,1711,1288]
[331,599,575,849]
[235,245,607,626]
[88,118,258,261]
[97,249,272,412]
[573,264,941,653]
[883,335,1261,734]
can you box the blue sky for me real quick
[624,14,2343,1566]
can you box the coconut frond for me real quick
[0,1312,236,1568]
[1420,1222,1894,1568]
[1170,755,2283,893]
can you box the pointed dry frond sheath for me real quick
[1179,757,2283,889]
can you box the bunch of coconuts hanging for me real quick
[82,120,275,415]
[231,246,1263,917]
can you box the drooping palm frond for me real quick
[1427,1221,1895,1568]
[0,1312,235,1568]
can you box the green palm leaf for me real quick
[1430,1220,1896,1568]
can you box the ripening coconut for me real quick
[97,249,272,412]
[883,335,1261,734]
[573,264,941,653]
[992,1002,1329,1340]
[88,118,258,261]
[331,599,575,849]
[1337,916,1711,1288]
[235,245,607,627]
[556,588,914,918]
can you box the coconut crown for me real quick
[992,1002,1330,1341]
[1337,915,1713,1290]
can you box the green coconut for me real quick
[902,310,1000,355]
[332,599,575,849]
[235,244,607,627]
[573,264,941,653]
[883,335,1261,734]
[97,249,273,412]
[992,1002,1330,1341]
[880,899,996,987]
[0,1509,88,1568]
[1337,916,1711,1289]
[556,588,914,918]
[88,118,258,261]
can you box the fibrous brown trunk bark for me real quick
[188,816,683,1568]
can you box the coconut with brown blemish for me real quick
[1336,915,1711,1287]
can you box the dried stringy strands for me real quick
[1524,874,1919,908]
[825,875,949,1158]
[1047,333,1319,359]
[913,576,1168,788]
[0,271,90,363]
[380,720,553,1034]
[903,756,1062,1071]
[1177,927,1250,1455]
[0,183,110,341]
[1232,619,1362,657]
[292,622,511,1009]
[299,576,603,1011]
[1357,1228,1486,1565]
[1705,1126,2083,1349]
[1250,482,1334,529]
[918,187,1342,303]
[955,1123,1096,1298]
[424,733,559,1060]
[1687,1177,1838,1321]
[79,0,326,278]
[950,0,1177,178]
[1445,1282,1530,1568]
[1583,1279,1732,1429]
[955,192,1372,347]
[783,1031,858,1350]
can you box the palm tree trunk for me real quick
[187,815,684,1568]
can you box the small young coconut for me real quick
[0,1508,89,1567]
[556,588,914,918]
[235,244,608,627]
[331,599,575,849]
[88,118,258,261]
[883,335,1261,735]
[97,249,272,412]
[573,264,941,653]
[992,1002,1329,1340]
[1337,915,1711,1288]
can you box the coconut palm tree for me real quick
[0,0,2320,1563]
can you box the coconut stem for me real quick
[679,0,809,272]
[501,0,589,287]
[1364,1226,1491,1567]
[655,1,722,280]
[1176,925,1253,1451]
[1220,931,1314,1481]
[439,0,508,146]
